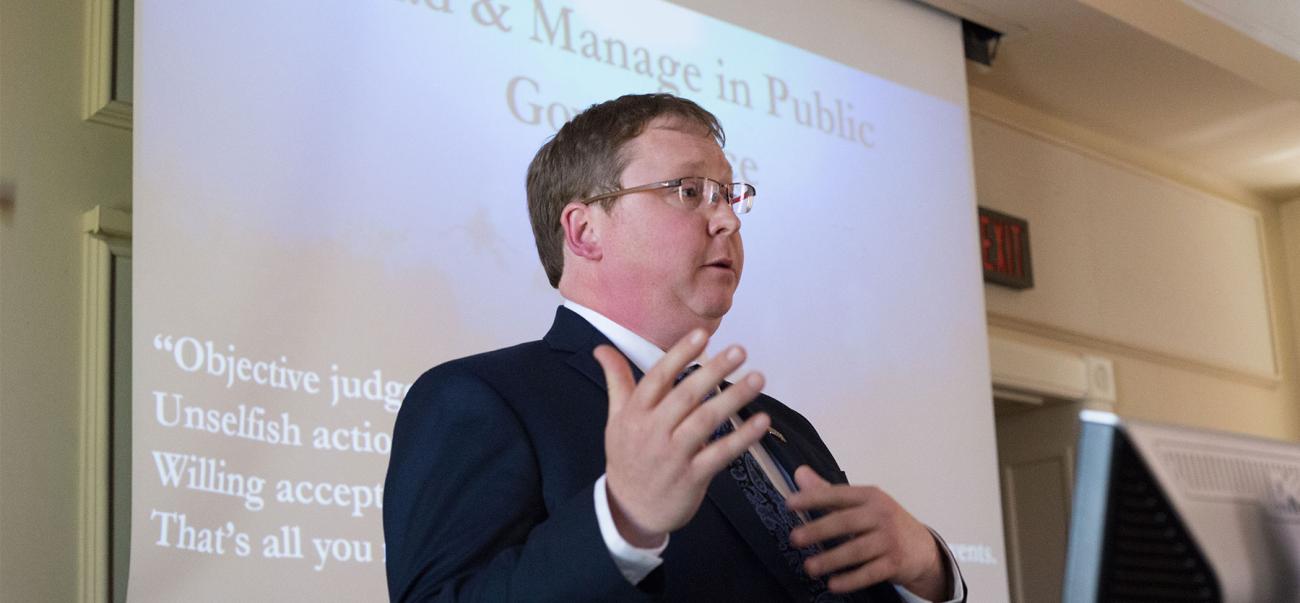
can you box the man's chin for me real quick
[691,296,735,323]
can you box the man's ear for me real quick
[560,201,602,260]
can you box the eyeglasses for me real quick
[580,177,756,215]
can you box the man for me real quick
[383,94,965,602]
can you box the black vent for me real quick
[1099,435,1221,602]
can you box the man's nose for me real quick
[707,200,741,236]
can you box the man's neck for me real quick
[562,300,667,373]
[558,290,713,351]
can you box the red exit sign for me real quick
[979,207,1033,289]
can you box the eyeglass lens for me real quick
[677,177,754,214]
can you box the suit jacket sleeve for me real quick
[383,364,652,602]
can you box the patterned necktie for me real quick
[713,421,848,602]
[679,366,848,602]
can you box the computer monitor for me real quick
[1064,410,1300,602]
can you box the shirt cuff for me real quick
[593,473,668,584]
[893,528,966,603]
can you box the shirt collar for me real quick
[563,299,666,373]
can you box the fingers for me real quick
[671,370,764,445]
[794,465,831,491]
[803,531,889,580]
[593,345,635,412]
[790,506,875,550]
[787,482,877,513]
[635,328,710,408]
[691,412,769,476]
[785,484,940,595]
[658,344,750,427]
[825,555,896,593]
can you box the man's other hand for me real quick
[594,330,769,548]
[786,467,949,600]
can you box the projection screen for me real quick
[134,0,1008,599]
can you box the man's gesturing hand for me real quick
[594,329,770,548]
[787,467,949,600]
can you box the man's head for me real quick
[526,94,746,348]
[527,94,726,287]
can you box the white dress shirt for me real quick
[564,300,964,602]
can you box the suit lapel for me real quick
[545,306,644,394]
[740,401,848,486]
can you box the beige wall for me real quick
[0,0,132,600]
[972,89,1300,442]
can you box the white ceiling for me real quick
[924,0,1300,203]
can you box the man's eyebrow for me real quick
[668,160,732,179]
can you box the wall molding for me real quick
[79,206,131,603]
[989,313,1281,389]
[989,335,1116,407]
[83,0,132,130]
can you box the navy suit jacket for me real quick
[383,307,916,602]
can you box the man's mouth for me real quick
[704,258,734,271]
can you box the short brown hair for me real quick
[526,93,725,288]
